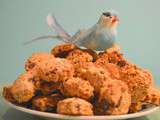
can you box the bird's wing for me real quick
[71,29,87,43]
[23,35,63,45]
[47,14,71,42]
[73,26,116,50]
[73,25,98,44]
[92,28,116,50]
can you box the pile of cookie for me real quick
[3,43,160,116]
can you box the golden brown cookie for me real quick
[95,60,120,79]
[76,62,112,93]
[25,52,54,71]
[39,81,60,95]
[32,93,64,112]
[144,86,160,105]
[51,43,78,58]
[38,58,74,82]
[129,102,142,113]
[97,51,128,67]
[67,49,93,65]
[10,72,36,103]
[3,86,16,103]
[61,77,94,100]
[119,64,152,103]
[57,98,93,115]
[99,79,131,115]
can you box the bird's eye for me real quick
[103,12,111,17]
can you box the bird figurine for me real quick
[25,10,119,51]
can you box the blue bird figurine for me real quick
[25,10,119,51]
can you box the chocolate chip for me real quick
[117,60,126,67]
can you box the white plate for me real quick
[2,96,159,120]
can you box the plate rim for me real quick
[2,95,160,120]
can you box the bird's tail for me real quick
[24,14,72,45]
[46,14,71,42]
[23,35,64,45]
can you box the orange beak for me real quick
[112,16,119,23]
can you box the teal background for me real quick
[0,0,160,120]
